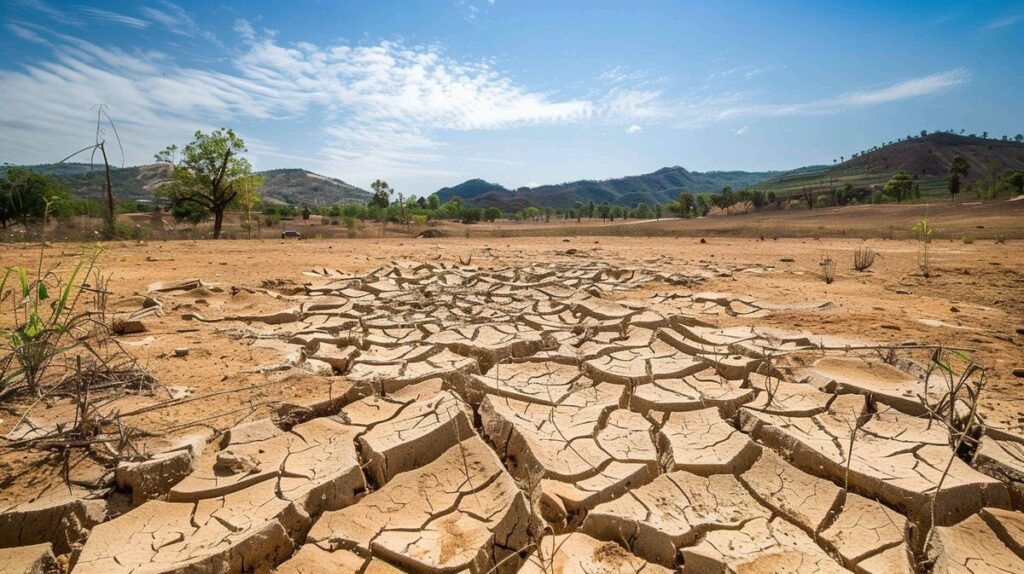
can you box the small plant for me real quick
[911,217,933,278]
[853,245,876,271]
[820,252,837,284]
[962,235,974,245]
[995,232,1007,244]
[1,246,103,396]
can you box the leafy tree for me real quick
[587,200,595,219]
[677,193,695,218]
[0,167,69,229]
[1001,170,1024,196]
[156,129,258,239]
[427,194,440,210]
[524,206,541,222]
[883,171,916,203]
[654,203,663,220]
[696,194,710,216]
[948,156,969,201]
[574,200,583,223]
[483,207,502,222]
[171,200,210,227]
[634,203,650,219]
[1015,134,1023,143]
[369,179,392,209]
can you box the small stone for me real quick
[174,347,189,357]
[700,238,707,244]
[896,289,912,295]
[1013,369,1024,378]
[950,306,960,313]
[780,258,795,262]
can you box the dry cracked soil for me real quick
[1,236,1023,574]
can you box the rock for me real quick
[173,347,189,357]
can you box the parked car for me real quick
[281,229,302,239]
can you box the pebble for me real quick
[174,348,190,358]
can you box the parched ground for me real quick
[0,234,1022,573]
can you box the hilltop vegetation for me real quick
[750,132,1024,200]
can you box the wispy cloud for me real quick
[675,69,969,127]
[139,1,218,44]
[79,7,149,29]
[626,124,643,134]
[734,126,749,135]
[983,14,1022,30]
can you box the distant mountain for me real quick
[0,163,371,206]
[435,166,780,210]
[754,132,1024,197]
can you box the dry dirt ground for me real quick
[0,234,1023,573]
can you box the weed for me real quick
[820,252,837,284]
[962,235,974,245]
[853,245,876,271]
[995,232,1007,244]
[911,217,933,278]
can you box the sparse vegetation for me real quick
[820,252,837,283]
[911,216,934,277]
[853,245,876,271]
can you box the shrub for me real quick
[820,253,837,284]
[853,245,876,271]
[962,235,974,245]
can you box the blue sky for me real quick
[2,0,1022,197]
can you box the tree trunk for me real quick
[213,208,224,239]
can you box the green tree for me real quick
[369,179,392,209]
[587,200,595,219]
[654,203,663,220]
[948,156,969,202]
[0,167,69,229]
[483,207,502,222]
[678,193,695,218]
[427,194,440,210]
[157,129,257,239]
[696,194,710,216]
[574,200,583,223]
[1015,134,1023,143]
[171,200,210,227]
[634,203,650,219]
[883,171,916,203]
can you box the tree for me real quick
[696,194,710,216]
[948,156,969,201]
[0,167,69,229]
[369,179,392,209]
[483,207,501,222]
[982,131,988,139]
[157,129,257,239]
[634,203,650,219]
[427,194,440,210]
[1015,134,1023,143]
[587,200,595,219]
[654,203,663,220]
[171,200,210,228]
[574,200,583,223]
[883,171,916,203]
[920,130,928,137]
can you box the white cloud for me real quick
[734,126,749,135]
[605,88,673,120]
[139,1,218,44]
[5,21,48,44]
[233,19,256,40]
[626,124,643,134]
[0,29,594,183]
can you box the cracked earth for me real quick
[2,237,1024,574]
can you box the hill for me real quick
[0,164,371,206]
[753,133,1024,198]
[437,166,780,210]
